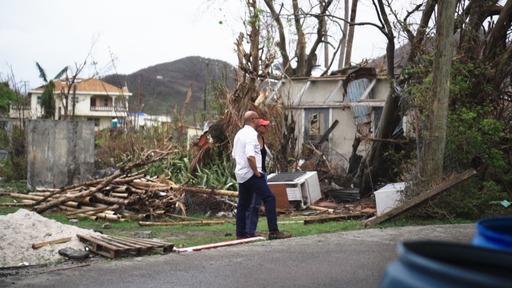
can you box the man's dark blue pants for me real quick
[236,174,278,237]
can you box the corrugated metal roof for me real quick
[346,79,372,124]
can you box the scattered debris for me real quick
[309,205,334,214]
[133,231,153,239]
[32,237,72,250]
[101,223,112,229]
[324,188,360,202]
[58,247,90,260]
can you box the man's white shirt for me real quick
[232,125,262,183]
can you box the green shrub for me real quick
[411,108,511,220]
[0,126,26,181]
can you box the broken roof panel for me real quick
[346,79,373,124]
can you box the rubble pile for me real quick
[8,148,238,222]
[10,175,237,221]
[0,209,97,267]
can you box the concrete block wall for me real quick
[26,120,95,188]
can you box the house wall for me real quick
[98,117,112,130]
[27,93,43,119]
[277,76,390,174]
[373,79,391,100]
[329,108,358,170]
[282,79,346,106]
[21,92,128,131]
[54,92,128,118]
[26,120,95,188]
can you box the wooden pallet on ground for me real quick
[77,234,173,259]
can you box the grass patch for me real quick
[0,181,29,193]
[47,215,364,248]
[0,196,24,215]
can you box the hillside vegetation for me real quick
[103,56,235,115]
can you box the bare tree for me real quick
[262,0,335,77]
[58,60,88,119]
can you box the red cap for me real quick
[258,119,270,126]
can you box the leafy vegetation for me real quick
[0,126,26,181]
[400,55,512,220]
[35,62,68,119]
[0,82,17,113]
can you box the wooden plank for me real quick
[32,237,72,249]
[309,205,334,213]
[77,234,121,251]
[102,236,153,248]
[138,220,225,226]
[66,205,118,216]
[92,236,134,250]
[91,248,116,259]
[364,169,477,227]
[174,237,265,253]
[108,235,173,252]
[304,213,368,225]
[0,202,32,207]
[77,236,116,259]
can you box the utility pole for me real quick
[420,0,457,184]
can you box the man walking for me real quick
[232,111,291,240]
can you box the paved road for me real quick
[3,224,475,288]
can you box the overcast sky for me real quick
[0,0,391,90]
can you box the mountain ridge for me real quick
[102,56,236,115]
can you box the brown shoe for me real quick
[268,231,292,240]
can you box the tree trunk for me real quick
[484,0,512,61]
[323,12,329,69]
[408,0,437,62]
[459,1,498,59]
[356,0,396,195]
[263,0,292,75]
[343,0,359,67]
[419,0,457,184]
[293,0,307,76]
[338,0,350,69]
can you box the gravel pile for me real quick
[0,209,97,267]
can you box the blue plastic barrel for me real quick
[472,217,512,252]
[380,241,512,288]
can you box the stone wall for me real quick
[26,120,95,188]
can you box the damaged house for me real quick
[269,67,393,190]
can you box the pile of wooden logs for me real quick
[8,147,239,221]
